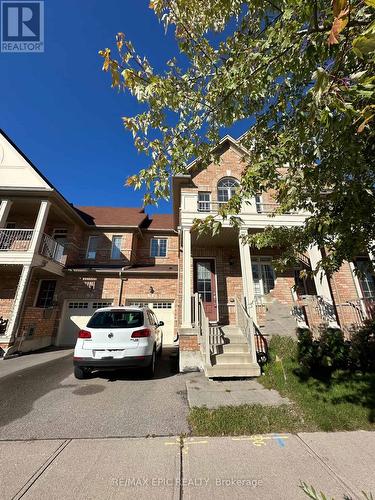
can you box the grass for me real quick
[188,336,375,436]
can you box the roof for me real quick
[75,206,147,227]
[146,214,175,230]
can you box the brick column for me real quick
[0,199,12,228]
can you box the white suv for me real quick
[73,306,163,379]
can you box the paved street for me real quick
[1,432,374,499]
[0,349,191,440]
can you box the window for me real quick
[86,236,99,259]
[255,194,262,213]
[198,192,211,212]
[356,259,375,298]
[153,302,172,309]
[111,235,122,260]
[53,228,68,261]
[150,238,168,257]
[35,280,56,308]
[251,258,275,298]
[87,310,143,329]
[217,177,239,203]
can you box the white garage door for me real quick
[57,300,113,346]
[127,300,176,346]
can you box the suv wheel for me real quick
[74,366,90,379]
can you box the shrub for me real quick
[317,327,346,372]
[297,328,317,373]
[349,320,375,373]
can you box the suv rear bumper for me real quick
[73,356,152,369]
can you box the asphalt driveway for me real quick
[0,348,192,440]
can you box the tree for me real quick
[100,0,375,274]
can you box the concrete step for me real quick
[223,334,248,344]
[220,326,242,335]
[218,344,249,354]
[205,362,261,378]
[214,353,253,365]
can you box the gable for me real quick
[0,131,53,191]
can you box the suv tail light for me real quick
[131,328,151,338]
[78,329,91,339]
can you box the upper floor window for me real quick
[150,238,168,258]
[35,280,56,308]
[217,177,239,203]
[86,236,99,260]
[111,235,122,260]
[198,192,211,212]
[356,259,375,298]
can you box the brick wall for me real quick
[134,231,179,266]
[0,272,19,319]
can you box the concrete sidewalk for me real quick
[1,431,373,499]
[186,375,290,408]
[0,349,73,380]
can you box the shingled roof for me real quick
[75,206,147,227]
[146,214,174,230]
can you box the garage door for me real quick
[57,300,113,346]
[127,300,176,346]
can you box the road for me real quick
[0,348,191,440]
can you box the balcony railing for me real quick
[0,229,65,264]
[197,200,284,213]
[40,233,65,264]
[0,229,34,251]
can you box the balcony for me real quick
[197,200,282,214]
[0,229,65,265]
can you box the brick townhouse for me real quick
[0,130,374,377]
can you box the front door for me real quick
[194,259,217,321]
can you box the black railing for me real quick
[0,317,9,336]
[254,324,269,366]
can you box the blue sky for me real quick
[1,0,249,215]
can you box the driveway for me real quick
[0,348,192,440]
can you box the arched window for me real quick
[217,177,239,203]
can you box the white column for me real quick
[29,200,51,254]
[181,227,192,328]
[308,244,338,326]
[239,229,257,322]
[0,199,12,227]
[4,264,33,342]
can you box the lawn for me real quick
[189,336,375,436]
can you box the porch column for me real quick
[308,244,339,326]
[4,264,33,345]
[0,199,12,227]
[181,227,192,328]
[29,200,51,254]
[239,229,257,322]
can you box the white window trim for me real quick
[150,237,168,258]
[86,236,99,260]
[251,257,276,298]
[110,235,123,260]
[198,191,211,212]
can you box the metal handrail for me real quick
[235,297,258,365]
[40,233,65,264]
[0,229,34,251]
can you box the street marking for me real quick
[232,434,289,448]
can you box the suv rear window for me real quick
[87,310,144,329]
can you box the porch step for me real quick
[205,362,261,378]
[218,343,249,354]
[223,334,248,344]
[220,326,242,336]
[214,352,253,365]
